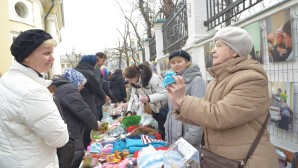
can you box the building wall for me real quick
[0,0,12,75]
[0,0,63,77]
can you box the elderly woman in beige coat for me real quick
[167,27,278,168]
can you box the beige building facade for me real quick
[0,0,64,77]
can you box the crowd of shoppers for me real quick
[0,26,280,168]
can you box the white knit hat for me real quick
[213,27,253,57]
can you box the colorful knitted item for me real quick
[126,125,140,133]
[153,133,162,140]
[89,142,102,153]
[141,134,164,144]
[125,137,167,154]
[128,126,159,137]
[101,144,113,154]
[163,71,176,87]
[112,139,127,153]
[121,115,141,129]
[137,147,165,168]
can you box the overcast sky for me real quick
[61,0,131,55]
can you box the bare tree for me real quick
[116,1,143,49]
[114,0,176,64]
[116,0,176,39]
[107,21,139,68]
[138,0,153,38]
[160,0,177,18]
[118,21,139,64]
[64,48,82,67]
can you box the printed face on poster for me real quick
[243,22,263,64]
[159,59,171,76]
[266,10,293,62]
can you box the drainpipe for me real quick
[44,0,54,31]
[43,0,54,79]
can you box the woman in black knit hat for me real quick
[0,29,69,168]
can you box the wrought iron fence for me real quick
[149,37,156,61]
[162,0,188,54]
[204,0,263,30]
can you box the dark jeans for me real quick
[152,112,167,140]
[279,116,290,131]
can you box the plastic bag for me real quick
[102,101,111,121]
[131,94,145,116]
[140,114,158,129]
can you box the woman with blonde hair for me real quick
[164,50,205,150]
[0,29,69,168]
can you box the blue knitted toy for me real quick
[163,71,176,87]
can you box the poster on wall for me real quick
[204,41,213,68]
[268,82,294,132]
[243,22,263,63]
[158,59,171,77]
[266,10,293,62]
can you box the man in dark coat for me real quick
[94,52,110,120]
[110,68,127,103]
[52,68,99,168]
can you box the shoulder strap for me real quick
[242,114,269,165]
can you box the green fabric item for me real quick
[121,115,141,129]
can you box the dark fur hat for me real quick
[10,29,52,63]
[169,50,191,61]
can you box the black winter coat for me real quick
[52,77,98,151]
[94,65,106,104]
[75,62,100,120]
[110,69,127,103]
[102,79,117,103]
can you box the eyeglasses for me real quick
[212,42,229,50]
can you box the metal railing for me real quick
[149,37,156,61]
[162,0,188,54]
[204,0,263,30]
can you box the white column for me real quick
[153,19,166,61]
[138,48,144,63]
[46,14,62,78]
[185,0,208,47]
[144,38,151,62]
